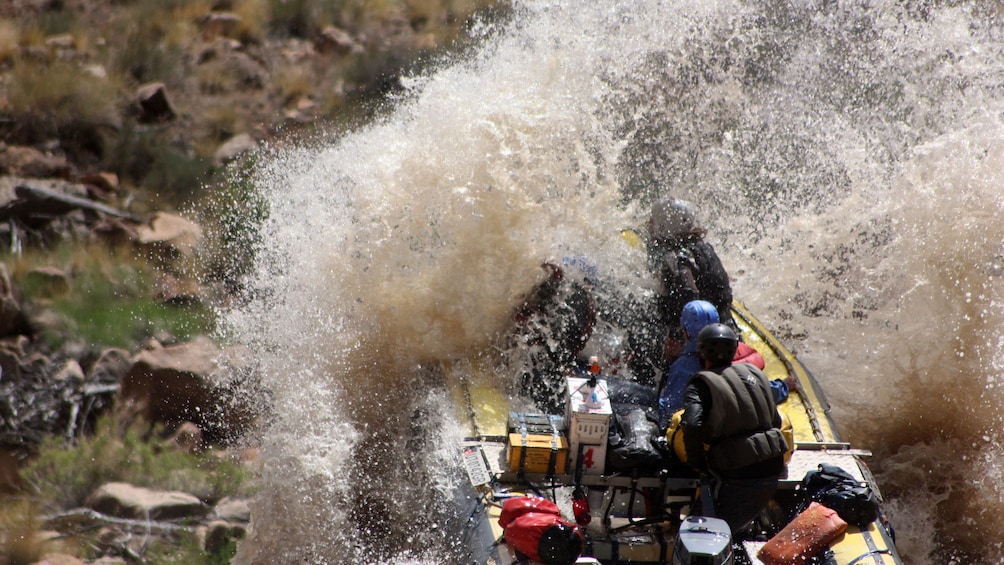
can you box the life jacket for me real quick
[666,407,794,465]
[693,365,788,471]
[499,497,583,565]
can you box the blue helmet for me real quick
[680,300,719,339]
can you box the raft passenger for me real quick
[681,323,788,535]
[658,300,791,429]
[627,198,735,385]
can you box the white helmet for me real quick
[649,198,702,240]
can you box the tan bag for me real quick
[757,502,848,565]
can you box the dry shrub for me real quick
[233,0,271,44]
[0,19,18,65]
[6,59,121,159]
[199,102,245,145]
[0,501,50,565]
[276,64,313,107]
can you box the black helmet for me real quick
[696,323,738,367]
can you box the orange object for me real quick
[757,502,848,565]
[734,341,766,369]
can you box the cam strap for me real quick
[546,416,559,480]
[518,414,528,478]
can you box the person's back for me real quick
[680,323,787,534]
[647,198,734,330]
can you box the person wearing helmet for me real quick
[657,300,719,427]
[626,198,736,386]
[680,323,788,534]
[658,300,793,427]
[512,260,597,413]
[647,198,735,330]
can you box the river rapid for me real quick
[224,1,1004,563]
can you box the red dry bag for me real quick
[499,496,561,527]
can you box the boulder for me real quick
[79,172,119,200]
[134,83,176,123]
[0,263,29,338]
[117,336,254,443]
[0,145,72,178]
[85,482,211,521]
[0,447,26,493]
[203,519,246,554]
[0,335,30,378]
[168,421,203,453]
[29,553,85,565]
[316,25,356,55]
[152,272,208,306]
[87,347,133,384]
[136,212,203,263]
[212,497,251,522]
[90,217,139,247]
[213,133,257,167]
[53,359,85,382]
[24,266,70,297]
[199,12,242,40]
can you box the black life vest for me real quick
[692,364,788,471]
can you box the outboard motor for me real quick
[671,516,733,565]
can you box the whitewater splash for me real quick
[223,1,1004,563]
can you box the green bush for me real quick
[195,155,269,290]
[12,244,217,352]
[145,531,238,565]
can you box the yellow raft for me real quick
[454,301,903,565]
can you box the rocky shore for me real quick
[1,0,501,562]
[0,179,261,562]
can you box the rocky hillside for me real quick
[1,0,501,209]
[0,1,501,563]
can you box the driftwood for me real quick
[0,184,141,226]
[43,507,197,535]
[0,366,119,448]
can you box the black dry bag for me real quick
[800,463,880,528]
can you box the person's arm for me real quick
[693,241,734,326]
[681,379,711,472]
[770,378,789,404]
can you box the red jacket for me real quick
[733,341,765,369]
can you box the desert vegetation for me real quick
[0,1,502,563]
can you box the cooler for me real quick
[565,376,612,475]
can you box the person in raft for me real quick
[627,197,736,385]
[658,300,793,429]
[680,323,788,534]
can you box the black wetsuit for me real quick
[627,238,734,386]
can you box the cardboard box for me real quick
[507,432,569,475]
[566,377,613,475]
[567,441,607,476]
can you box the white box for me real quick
[566,377,612,475]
